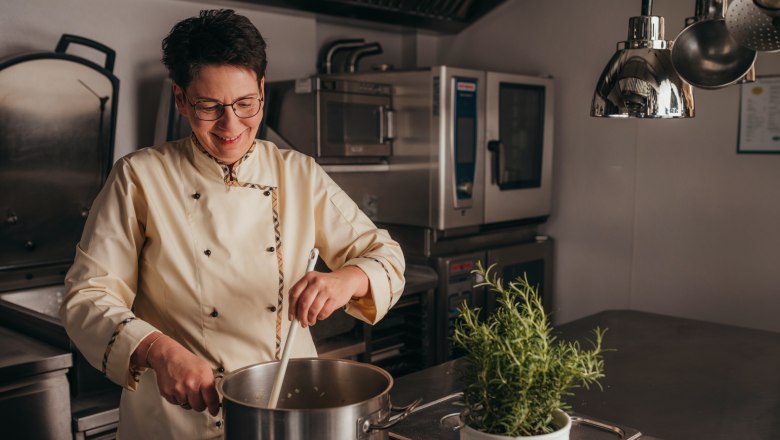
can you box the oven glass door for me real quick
[495,82,545,189]
[484,72,554,224]
[485,239,553,317]
[319,91,391,157]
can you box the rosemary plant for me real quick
[453,262,606,437]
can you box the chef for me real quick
[60,9,405,439]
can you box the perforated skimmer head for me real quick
[726,0,780,52]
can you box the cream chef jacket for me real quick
[61,136,406,439]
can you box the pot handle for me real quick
[362,398,422,432]
[570,416,626,438]
[393,391,462,420]
[213,371,225,391]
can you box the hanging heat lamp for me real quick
[591,0,695,118]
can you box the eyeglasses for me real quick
[183,91,264,121]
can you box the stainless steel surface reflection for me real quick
[0,38,118,291]
[0,284,65,321]
[0,285,68,348]
[0,59,113,269]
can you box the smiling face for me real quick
[173,64,264,166]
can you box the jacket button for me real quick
[192,192,201,199]
[204,249,211,257]
[210,309,219,318]
[263,190,271,196]
[216,420,223,428]
[217,366,225,373]
[266,305,277,312]
[266,246,275,252]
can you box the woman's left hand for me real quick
[288,266,369,327]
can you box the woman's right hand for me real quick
[136,333,221,416]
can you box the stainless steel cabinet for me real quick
[0,326,72,440]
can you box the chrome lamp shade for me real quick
[591,15,695,118]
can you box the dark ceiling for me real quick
[242,0,507,33]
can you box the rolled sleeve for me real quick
[106,319,159,389]
[344,252,401,324]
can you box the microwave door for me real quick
[484,72,554,224]
[319,92,392,157]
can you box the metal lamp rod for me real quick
[642,0,653,15]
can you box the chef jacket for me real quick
[61,136,406,439]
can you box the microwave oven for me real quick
[263,76,394,161]
[323,66,554,231]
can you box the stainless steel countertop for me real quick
[0,324,71,382]
[556,310,780,440]
[387,359,647,440]
[71,389,121,434]
[402,264,439,293]
[389,309,780,440]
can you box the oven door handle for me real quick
[487,139,505,187]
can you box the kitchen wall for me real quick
[3,0,779,332]
[443,0,780,331]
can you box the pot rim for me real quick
[217,357,394,412]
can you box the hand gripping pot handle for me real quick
[358,398,422,437]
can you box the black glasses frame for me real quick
[182,91,264,121]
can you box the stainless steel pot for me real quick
[217,358,419,440]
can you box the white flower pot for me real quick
[459,409,571,440]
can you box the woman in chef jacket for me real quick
[60,9,405,440]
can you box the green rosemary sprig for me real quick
[453,261,606,436]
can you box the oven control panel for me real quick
[439,253,484,361]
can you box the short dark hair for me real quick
[161,9,267,89]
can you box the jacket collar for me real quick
[189,134,278,188]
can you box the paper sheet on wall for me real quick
[738,76,780,153]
